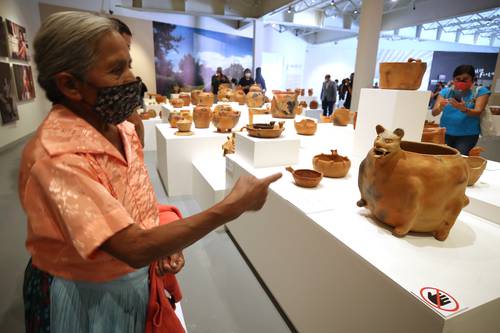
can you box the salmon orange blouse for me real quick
[19,104,159,282]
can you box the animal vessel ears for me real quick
[375,124,405,138]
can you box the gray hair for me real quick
[34,11,117,103]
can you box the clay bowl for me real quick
[177,120,192,132]
[294,119,317,136]
[313,150,351,178]
[245,122,285,139]
[379,58,427,90]
[193,106,212,129]
[212,108,241,133]
[168,113,183,128]
[465,156,487,186]
[179,93,191,106]
[286,166,322,188]
[171,98,184,108]
[490,106,500,115]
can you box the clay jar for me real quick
[246,91,265,108]
[271,92,300,119]
[294,119,317,136]
[179,92,191,106]
[168,112,183,128]
[465,156,487,186]
[234,89,247,105]
[193,106,212,129]
[198,92,214,106]
[309,100,319,109]
[313,150,351,178]
[177,119,192,132]
[357,125,469,241]
[155,95,167,104]
[379,58,427,90]
[170,98,184,108]
[249,84,262,93]
[286,166,322,188]
[212,105,241,133]
[217,87,233,101]
[307,88,313,96]
[421,127,446,145]
[191,90,202,105]
[333,108,350,126]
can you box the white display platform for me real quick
[464,160,500,225]
[235,131,300,168]
[143,117,162,151]
[192,157,226,211]
[354,88,430,158]
[225,151,500,333]
[304,108,322,121]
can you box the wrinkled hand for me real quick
[449,98,467,112]
[223,173,282,219]
[157,252,185,276]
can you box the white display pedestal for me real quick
[354,88,430,157]
[192,157,226,211]
[304,108,322,121]
[143,117,161,151]
[225,152,500,333]
[235,132,300,168]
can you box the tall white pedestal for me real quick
[354,88,430,157]
[192,158,226,211]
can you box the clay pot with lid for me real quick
[191,90,202,105]
[193,106,212,129]
[379,58,427,90]
[212,105,241,133]
[333,108,350,126]
[313,150,351,178]
[357,124,469,241]
[170,98,184,108]
[198,92,214,106]
[179,92,191,106]
[271,92,300,119]
[464,156,487,186]
[286,166,322,188]
[294,119,317,136]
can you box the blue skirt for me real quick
[50,267,149,333]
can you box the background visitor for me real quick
[238,68,255,94]
[320,74,336,116]
[211,67,229,95]
[255,67,266,92]
[343,73,354,109]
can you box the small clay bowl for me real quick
[313,150,351,178]
[465,156,487,186]
[286,166,322,188]
[177,120,192,132]
[294,119,317,135]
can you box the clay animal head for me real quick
[373,125,405,159]
[222,133,236,156]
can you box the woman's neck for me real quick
[61,100,110,134]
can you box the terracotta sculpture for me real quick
[286,166,322,188]
[313,150,351,178]
[464,156,487,186]
[379,58,427,90]
[170,98,184,108]
[294,119,317,135]
[191,90,202,105]
[309,100,319,110]
[212,105,241,133]
[271,92,301,119]
[357,125,469,241]
[179,92,191,106]
[332,108,350,126]
[193,106,212,129]
[222,133,236,156]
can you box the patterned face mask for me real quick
[91,80,142,125]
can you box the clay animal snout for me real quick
[373,145,389,158]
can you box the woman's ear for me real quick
[54,72,83,102]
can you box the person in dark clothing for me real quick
[320,74,337,116]
[211,67,229,95]
[238,68,255,94]
[231,78,238,89]
[136,76,148,109]
[343,73,354,109]
[255,67,266,92]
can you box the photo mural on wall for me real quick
[13,64,36,101]
[6,19,29,61]
[153,21,253,96]
[0,62,19,124]
[0,17,9,58]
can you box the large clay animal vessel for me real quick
[247,91,265,108]
[198,92,214,106]
[332,108,350,126]
[357,125,469,241]
[313,150,351,178]
[191,90,202,105]
[464,156,487,186]
[271,92,300,118]
[193,106,212,129]
[212,105,241,133]
[379,58,427,90]
[179,92,191,106]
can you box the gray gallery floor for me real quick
[0,136,292,333]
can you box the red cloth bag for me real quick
[145,205,185,333]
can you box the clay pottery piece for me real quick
[193,106,212,128]
[212,105,241,133]
[421,127,446,145]
[271,92,300,119]
[468,146,485,156]
[168,112,183,128]
[294,119,317,136]
[424,120,439,128]
[217,87,234,101]
[286,166,322,188]
[320,115,332,123]
[234,89,247,105]
[139,112,150,120]
[249,84,262,92]
[219,83,231,91]
[294,88,301,96]
[246,91,265,108]
[465,156,487,186]
[155,95,167,104]
[171,98,184,108]
[333,108,350,126]
[300,89,305,96]
[198,92,214,106]
[179,92,191,106]
[357,124,469,241]
[308,88,313,96]
[379,58,427,90]
[191,90,202,105]
[490,106,500,115]
[177,119,192,132]
[244,121,285,139]
[353,111,358,129]
[222,133,236,156]
[299,101,307,108]
[313,150,351,178]
[309,100,319,109]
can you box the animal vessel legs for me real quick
[433,202,463,241]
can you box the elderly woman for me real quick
[20,11,281,332]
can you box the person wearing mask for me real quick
[22,12,282,332]
[320,74,337,117]
[343,73,354,109]
[432,64,491,155]
[238,68,255,94]
[211,67,229,95]
[255,67,267,92]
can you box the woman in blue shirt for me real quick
[432,65,491,155]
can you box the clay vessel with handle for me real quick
[286,166,323,188]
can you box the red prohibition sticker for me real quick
[420,287,460,312]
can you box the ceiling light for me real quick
[331,0,335,5]
[287,6,292,13]
[391,0,398,2]
[353,9,359,14]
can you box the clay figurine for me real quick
[379,58,427,90]
[313,150,351,178]
[357,124,469,241]
[222,133,236,156]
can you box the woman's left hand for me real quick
[449,98,467,112]
[157,252,185,275]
